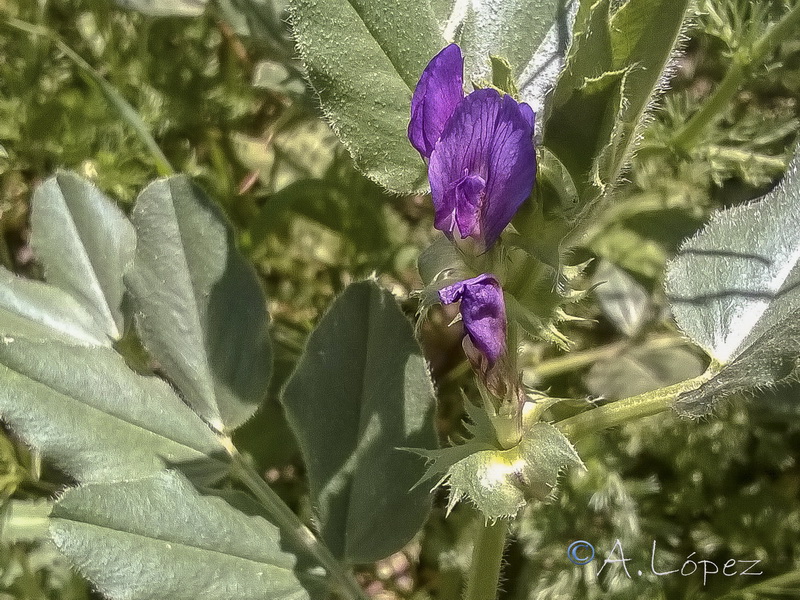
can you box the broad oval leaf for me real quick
[51,471,308,600]
[0,337,228,484]
[31,172,135,341]
[0,269,108,346]
[126,176,272,432]
[289,0,436,193]
[282,280,436,564]
[667,150,800,416]
[667,153,800,363]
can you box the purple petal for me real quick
[453,173,486,239]
[429,89,536,248]
[408,44,464,159]
[519,102,536,130]
[439,274,507,364]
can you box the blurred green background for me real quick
[1,0,800,598]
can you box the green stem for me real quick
[464,518,509,600]
[230,453,367,600]
[1,500,52,543]
[1,17,174,176]
[673,3,800,151]
[555,370,714,440]
[529,335,687,382]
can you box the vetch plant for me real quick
[2,0,800,599]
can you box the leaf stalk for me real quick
[555,369,714,440]
[230,453,368,600]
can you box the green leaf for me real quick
[30,172,136,341]
[675,317,800,418]
[457,0,577,114]
[591,259,650,337]
[667,153,800,363]
[113,0,208,17]
[126,176,272,431]
[513,0,578,117]
[443,423,583,520]
[546,52,625,200]
[549,0,614,111]
[0,338,228,484]
[282,280,436,563]
[289,0,435,193]
[50,471,308,600]
[0,268,108,346]
[667,150,800,416]
[544,0,689,221]
[602,0,691,182]
[490,56,519,96]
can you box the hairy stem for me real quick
[464,518,509,600]
[673,2,800,151]
[555,370,714,440]
[230,453,367,600]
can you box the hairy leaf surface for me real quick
[282,280,436,563]
[127,176,272,431]
[51,471,307,600]
[31,172,135,341]
[0,269,108,346]
[668,150,800,416]
[0,338,228,484]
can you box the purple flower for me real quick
[409,44,536,249]
[408,44,464,159]
[439,274,506,365]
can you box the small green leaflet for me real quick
[667,148,800,416]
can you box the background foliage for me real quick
[1,0,800,598]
